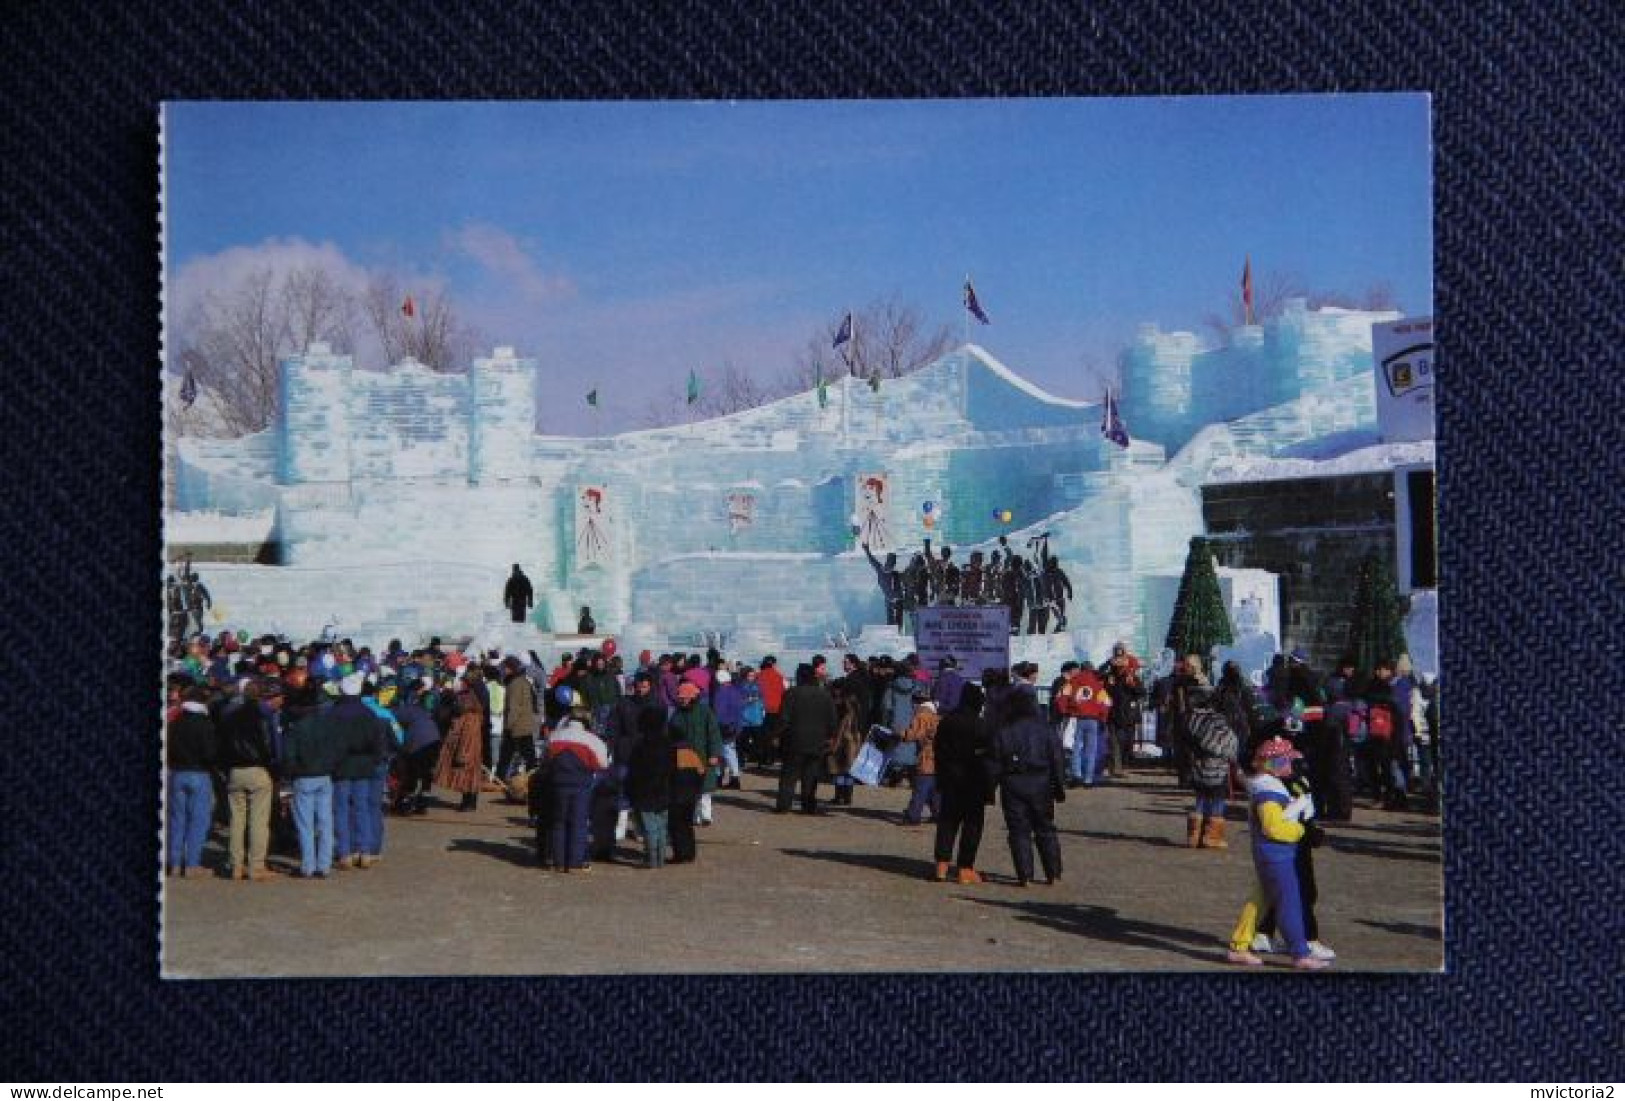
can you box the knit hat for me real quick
[1252,736,1302,765]
[676,682,701,702]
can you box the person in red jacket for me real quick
[755,655,788,767]
[1055,663,1111,786]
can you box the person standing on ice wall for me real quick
[503,564,534,625]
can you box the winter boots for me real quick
[1187,813,1204,848]
[1200,816,1229,849]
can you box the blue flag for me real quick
[832,311,853,349]
[1101,386,1130,448]
[963,279,990,325]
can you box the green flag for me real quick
[816,364,828,409]
[686,369,700,405]
[586,388,598,407]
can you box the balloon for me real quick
[237,629,249,642]
[602,638,617,658]
[922,501,933,514]
[923,515,936,529]
[1001,510,1014,523]
[992,509,1002,520]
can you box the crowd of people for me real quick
[164,624,1439,969]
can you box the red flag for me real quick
[1240,257,1253,325]
[401,295,416,319]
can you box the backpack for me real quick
[1368,705,1394,740]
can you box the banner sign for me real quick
[1371,316,1436,443]
[855,471,893,552]
[915,605,1011,680]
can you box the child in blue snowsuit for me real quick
[1226,736,1331,970]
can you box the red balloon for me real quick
[602,638,617,657]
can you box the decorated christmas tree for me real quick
[1348,551,1409,673]
[1164,536,1234,674]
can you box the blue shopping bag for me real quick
[849,741,887,786]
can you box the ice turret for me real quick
[469,346,537,484]
[278,342,352,485]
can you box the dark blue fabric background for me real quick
[3,0,1622,1082]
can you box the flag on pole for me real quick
[401,294,416,319]
[832,311,853,349]
[963,278,990,325]
[1241,257,1253,326]
[586,389,598,408]
[1101,386,1131,449]
[815,363,828,410]
[686,369,700,405]
[179,371,198,409]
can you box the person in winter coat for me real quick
[391,684,441,815]
[327,674,388,870]
[863,543,905,628]
[1100,643,1145,778]
[280,685,346,878]
[755,656,787,766]
[826,683,868,806]
[712,668,745,790]
[1245,755,1336,963]
[666,719,710,864]
[1184,683,1240,849]
[1364,657,1408,809]
[667,681,722,825]
[434,686,485,812]
[900,694,941,825]
[503,564,534,624]
[737,666,767,765]
[882,666,917,742]
[605,672,664,840]
[930,683,993,883]
[544,690,609,871]
[497,657,540,781]
[1056,662,1111,787]
[166,686,216,877]
[992,688,1067,886]
[215,679,278,881]
[1316,656,1359,821]
[931,656,965,713]
[776,664,838,814]
[1225,736,1330,970]
[624,708,673,867]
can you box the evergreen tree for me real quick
[1348,552,1409,673]
[1164,537,1234,674]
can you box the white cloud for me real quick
[443,222,575,306]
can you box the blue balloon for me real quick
[922,501,934,513]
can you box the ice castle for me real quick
[169,299,1420,668]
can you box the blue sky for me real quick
[164,96,1432,431]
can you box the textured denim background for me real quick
[3,0,1622,1082]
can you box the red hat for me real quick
[1252,736,1303,764]
[676,682,701,702]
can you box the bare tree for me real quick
[635,295,953,429]
[173,262,363,435]
[788,295,953,389]
[174,269,286,435]
[361,274,484,374]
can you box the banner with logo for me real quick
[915,605,1011,680]
[1371,316,1436,443]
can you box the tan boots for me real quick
[1188,814,1229,849]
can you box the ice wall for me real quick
[1122,301,1401,453]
